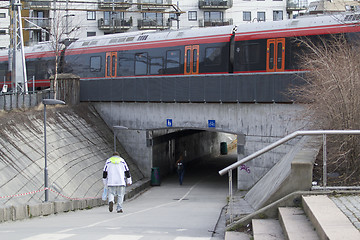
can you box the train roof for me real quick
[1,11,359,60]
[67,25,235,50]
[234,12,360,39]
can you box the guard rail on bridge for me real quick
[80,72,305,103]
[0,90,54,111]
[219,130,360,223]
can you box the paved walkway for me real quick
[0,154,237,240]
[330,194,360,230]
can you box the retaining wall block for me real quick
[12,204,28,221]
[54,201,71,214]
[28,204,42,218]
[42,202,54,216]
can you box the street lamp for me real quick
[43,99,65,202]
[113,125,128,152]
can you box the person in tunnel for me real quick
[176,154,185,185]
[103,152,132,213]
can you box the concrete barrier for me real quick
[0,178,150,224]
[12,204,28,221]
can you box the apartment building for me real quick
[1,0,309,48]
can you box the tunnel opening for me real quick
[150,129,238,184]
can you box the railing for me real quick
[219,130,360,223]
[0,90,54,111]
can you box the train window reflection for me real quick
[90,56,101,72]
[150,57,163,75]
[166,50,180,74]
[205,47,221,66]
[135,53,148,75]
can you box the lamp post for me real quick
[113,125,128,152]
[43,99,65,202]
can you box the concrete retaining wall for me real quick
[245,136,321,210]
[0,179,150,223]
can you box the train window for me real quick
[205,47,221,66]
[107,55,111,76]
[192,48,197,72]
[90,41,98,45]
[118,53,134,76]
[276,42,283,70]
[240,43,260,64]
[268,42,274,70]
[150,57,163,75]
[82,41,90,46]
[186,49,191,73]
[135,53,148,75]
[166,50,181,73]
[126,37,135,42]
[90,56,101,72]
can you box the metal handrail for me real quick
[219,130,360,223]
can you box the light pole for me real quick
[43,99,65,202]
[113,125,128,152]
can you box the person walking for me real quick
[103,152,132,213]
[176,154,185,185]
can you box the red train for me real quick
[1,12,360,92]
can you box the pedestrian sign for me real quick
[167,119,172,127]
[208,120,216,128]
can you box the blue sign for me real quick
[166,119,173,127]
[208,120,216,128]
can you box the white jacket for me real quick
[103,156,132,186]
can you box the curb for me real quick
[0,178,150,223]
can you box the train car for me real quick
[1,12,360,97]
[63,25,234,79]
[0,42,57,92]
[232,13,360,73]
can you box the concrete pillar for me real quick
[50,73,80,105]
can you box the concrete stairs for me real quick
[247,195,360,240]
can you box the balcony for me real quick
[287,0,308,11]
[24,18,51,30]
[23,0,51,9]
[98,18,132,31]
[137,19,170,30]
[98,0,132,9]
[199,18,233,27]
[138,0,172,10]
[199,0,232,9]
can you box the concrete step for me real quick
[225,231,251,240]
[278,207,319,240]
[302,195,360,240]
[252,219,285,240]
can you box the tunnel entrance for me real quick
[150,129,238,182]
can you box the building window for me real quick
[257,12,265,22]
[0,13,6,18]
[87,11,96,20]
[188,11,197,21]
[204,11,223,22]
[87,32,96,37]
[243,11,251,21]
[273,11,283,21]
[142,12,163,25]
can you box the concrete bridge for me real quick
[73,72,309,190]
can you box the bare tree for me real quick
[291,34,360,185]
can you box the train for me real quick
[1,11,360,94]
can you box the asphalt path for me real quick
[0,153,236,240]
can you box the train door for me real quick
[106,52,117,77]
[266,38,285,72]
[184,45,199,75]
